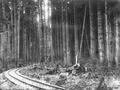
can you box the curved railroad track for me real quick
[4,68,65,90]
[4,69,37,90]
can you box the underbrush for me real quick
[19,58,120,90]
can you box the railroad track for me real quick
[4,68,65,90]
[16,68,65,90]
[4,69,37,90]
[0,79,7,86]
[4,68,100,90]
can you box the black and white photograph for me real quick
[0,0,120,89]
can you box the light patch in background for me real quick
[36,14,39,23]
[34,0,38,2]
[36,0,52,27]
[43,0,52,26]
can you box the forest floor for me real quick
[0,73,28,90]
[19,62,120,90]
[1,60,120,90]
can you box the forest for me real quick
[0,0,120,72]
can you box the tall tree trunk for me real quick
[66,3,71,66]
[10,3,14,60]
[59,16,62,61]
[1,33,6,69]
[43,1,47,62]
[38,0,42,62]
[115,18,119,67]
[79,6,86,58]
[7,25,11,68]
[97,2,105,64]
[108,23,114,66]
[89,0,96,58]
[46,0,49,62]
[104,0,110,66]
[59,8,63,63]
[13,0,17,66]
[17,2,21,65]
[3,32,8,69]
[0,34,2,59]
[61,0,67,65]
[57,17,60,61]
[44,0,48,62]
[49,0,54,63]
[46,0,50,62]
[40,0,44,62]
[23,28,27,65]
[2,0,6,69]
[74,3,78,64]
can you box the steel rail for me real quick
[5,69,41,90]
[5,69,65,90]
[16,68,65,90]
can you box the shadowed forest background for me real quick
[0,0,120,72]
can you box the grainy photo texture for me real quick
[0,0,120,90]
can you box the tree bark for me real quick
[79,6,86,58]
[108,23,114,66]
[10,3,14,60]
[41,1,44,62]
[62,0,67,65]
[104,0,110,66]
[97,2,105,64]
[74,3,78,64]
[23,28,27,65]
[56,17,59,61]
[66,3,71,66]
[13,0,17,66]
[1,33,6,69]
[17,2,21,64]
[115,18,119,67]
[1,0,6,69]
[89,0,96,58]
[7,25,11,67]
[38,0,42,62]
[49,0,54,63]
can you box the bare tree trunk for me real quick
[60,5,64,64]
[104,0,110,66]
[38,0,42,62]
[97,2,105,64]
[56,17,59,61]
[46,0,50,62]
[7,25,11,67]
[17,2,21,65]
[10,3,14,60]
[108,23,114,66]
[49,0,54,63]
[2,0,6,69]
[89,0,96,58]
[13,0,17,66]
[79,6,86,58]
[61,0,67,65]
[74,4,78,64]
[0,34,2,59]
[115,18,119,67]
[43,0,48,62]
[1,33,6,69]
[41,1,44,62]
[45,24,47,63]
[23,28,27,65]
[66,3,71,66]
[59,9,63,63]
